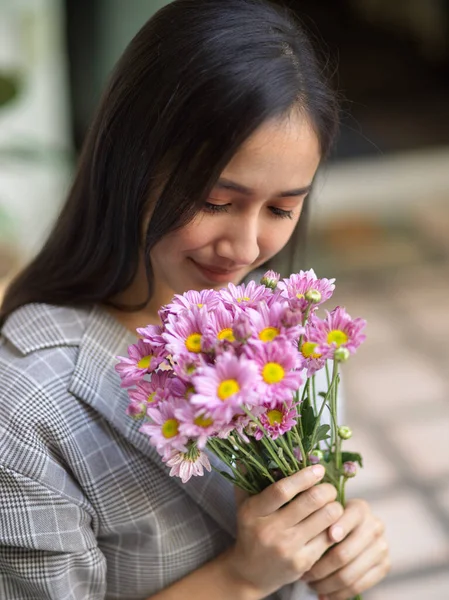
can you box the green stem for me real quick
[227,436,276,483]
[308,370,339,450]
[207,439,258,494]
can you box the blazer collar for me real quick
[2,302,237,538]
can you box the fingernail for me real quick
[312,465,325,477]
[331,525,344,542]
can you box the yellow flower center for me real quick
[327,329,348,347]
[217,328,235,342]
[185,333,202,353]
[301,342,322,359]
[259,327,280,342]
[267,409,283,426]
[161,419,179,439]
[147,392,157,403]
[197,303,203,308]
[262,362,285,384]
[137,355,152,369]
[237,296,251,302]
[296,292,305,299]
[217,379,240,400]
[194,414,214,428]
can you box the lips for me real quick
[190,259,241,283]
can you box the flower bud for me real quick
[260,270,280,290]
[244,421,258,437]
[338,425,353,440]
[343,461,357,478]
[126,401,146,420]
[233,314,252,343]
[293,447,303,462]
[309,449,324,464]
[334,347,350,362]
[305,289,322,304]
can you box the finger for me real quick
[248,465,326,516]
[309,536,389,596]
[277,483,337,528]
[305,514,384,582]
[301,529,336,566]
[328,498,371,544]
[295,501,344,545]
[321,557,391,600]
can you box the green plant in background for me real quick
[0,72,20,107]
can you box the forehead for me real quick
[219,114,321,192]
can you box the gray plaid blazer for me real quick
[0,303,315,600]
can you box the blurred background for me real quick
[0,0,448,597]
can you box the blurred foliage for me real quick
[0,72,21,108]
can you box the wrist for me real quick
[219,547,264,600]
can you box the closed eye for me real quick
[203,202,230,214]
[270,207,293,220]
[204,202,293,219]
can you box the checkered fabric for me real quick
[0,303,316,599]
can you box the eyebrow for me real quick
[215,177,313,198]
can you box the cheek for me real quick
[260,218,299,256]
[155,220,215,260]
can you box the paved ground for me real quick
[310,200,449,598]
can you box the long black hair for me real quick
[0,0,339,326]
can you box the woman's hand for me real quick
[223,465,344,599]
[301,498,391,600]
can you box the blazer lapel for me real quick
[69,305,237,538]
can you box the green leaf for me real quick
[341,452,364,468]
[301,405,317,437]
[315,424,331,442]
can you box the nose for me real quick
[214,214,260,267]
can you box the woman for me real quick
[0,1,390,598]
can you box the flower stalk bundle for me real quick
[117,270,366,598]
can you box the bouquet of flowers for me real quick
[116,269,365,511]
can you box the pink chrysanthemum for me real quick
[135,324,167,351]
[245,302,304,345]
[278,269,335,311]
[308,307,367,358]
[128,371,175,409]
[299,325,327,377]
[255,399,298,440]
[172,352,207,383]
[191,352,260,422]
[164,446,212,483]
[116,340,165,388]
[161,289,221,319]
[219,280,273,312]
[203,304,237,350]
[140,398,189,459]
[175,403,218,449]
[163,306,209,357]
[247,341,304,406]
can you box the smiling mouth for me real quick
[190,259,242,281]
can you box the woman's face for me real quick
[150,113,321,299]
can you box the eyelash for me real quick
[203,202,293,220]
